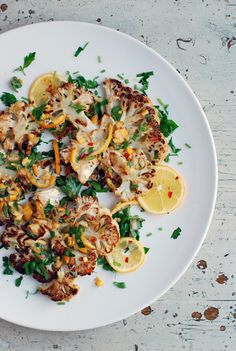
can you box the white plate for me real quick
[0,21,217,331]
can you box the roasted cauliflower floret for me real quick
[101,149,155,201]
[0,101,41,154]
[60,114,112,184]
[71,196,120,256]
[40,277,79,302]
[103,79,168,164]
[48,82,97,132]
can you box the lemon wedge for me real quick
[29,72,66,106]
[105,237,145,273]
[138,165,185,214]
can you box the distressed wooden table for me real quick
[0,0,235,350]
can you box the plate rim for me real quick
[0,20,218,331]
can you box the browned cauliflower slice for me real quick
[48,82,97,132]
[0,102,41,154]
[1,224,27,250]
[60,114,111,184]
[71,196,120,256]
[101,148,155,201]
[40,277,79,302]
[103,79,168,163]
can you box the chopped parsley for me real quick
[144,247,150,254]
[136,71,154,95]
[171,227,182,239]
[74,42,89,57]
[44,201,54,216]
[97,257,115,272]
[146,232,152,237]
[113,281,126,289]
[32,103,47,121]
[0,92,17,106]
[93,99,108,117]
[14,52,36,75]
[68,72,98,90]
[23,257,52,281]
[56,175,82,200]
[2,256,13,275]
[155,102,178,138]
[88,180,110,193]
[25,288,39,299]
[10,76,22,92]
[185,143,191,149]
[69,225,84,248]
[81,188,97,198]
[111,105,122,121]
[168,137,181,155]
[15,276,23,287]
[3,204,9,217]
[97,56,102,63]
[0,152,4,166]
[70,102,85,114]
[113,207,144,240]
[117,74,124,80]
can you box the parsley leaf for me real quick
[111,105,122,121]
[113,207,144,240]
[171,227,182,239]
[10,76,22,92]
[69,225,84,248]
[15,52,36,75]
[70,102,85,114]
[0,92,17,106]
[93,99,108,117]
[97,257,115,272]
[3,204,9,217]
[155,103,178,137]
[168,137,181,155]
[56,175,82,200]
[74,42,89,57]
[15,276,23,287]
[144,247,150,254]
[0,152,5,166]
[68,73,98,90]
[44,201,54,216]
[2,256,13,275]
[32,103,46,121]
[136,71,154,95]
[113,281,126,289]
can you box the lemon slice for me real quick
[81,232,96,249]
[88,123,113,158]
[111,200,137,215]
[105,237,145,273]
[29,72,66,106]
[138,165,185,214]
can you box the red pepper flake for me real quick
[79,154,87,160]
[168,191,173,198]
[90,236,97,243]
[88,142,94,146]
[125,257,129,263]
[65,165,71,176]
[175,176,179,180]
[124,152,130,160]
